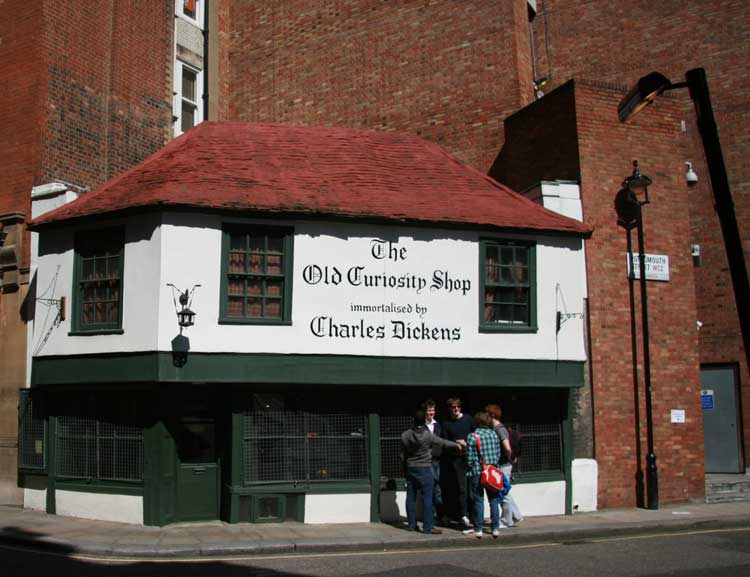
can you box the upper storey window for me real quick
[480,240,537,332]
[71,228,125,334]
[176,0,204,28]
[220,225,294,324]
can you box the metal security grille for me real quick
[56,416,143,482]
[512,422,562,473]
[18,390,45,470]
[379,415,412,480]
[243,412,368,483]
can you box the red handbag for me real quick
[475,432,507,493]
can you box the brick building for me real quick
[3,0,748,512]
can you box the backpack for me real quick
[508,426,522,461]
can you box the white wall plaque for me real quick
[627,253,670,281]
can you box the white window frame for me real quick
[175,0,204,29]
[173,59,204,137]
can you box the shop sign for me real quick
[627,253,670,281]
[301,237,470,344]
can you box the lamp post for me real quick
[618,68,750,385]
[615,161,659,510]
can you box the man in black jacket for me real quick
[440,397,474,527]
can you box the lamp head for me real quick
[685,161,698,185]
[622,160,652,204]
[618,72,672,122]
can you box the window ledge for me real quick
[479,324,538,334]
[68,329,125,336]
[218,318,292,326]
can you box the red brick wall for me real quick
[575,83,704,507]
[219,0,535,172]
[40,1,173,190]
[535,0,750,463]
[0,0,45,221]
[494,81,704,507]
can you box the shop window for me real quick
[173,60,203,137]
[480,240,537,331]
[510,422,562,475]
[55,396,144,483]
[242,412,368,483]
[220,225,294,324]
[71,228,124,334]
[18,390,46,471]
[379,415,412,480]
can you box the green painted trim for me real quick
[54,481,144,496]
[229,392,244,523]
[230,481,371,494]
[563,388,574,515]
[368,414,381,522]
[512,471,565,484]
[32,353,585,388]
[68,329,125,336]
[17,472,48,490]
[46,415,56,514]
[478,239,538,332]
[142,402,161,526]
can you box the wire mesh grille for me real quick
[56,416,143,481]
[379,415,412,480]
[243,411,368,483]
[512,422,562,473]
[18,390,45,470]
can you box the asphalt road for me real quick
[3,527,750,577]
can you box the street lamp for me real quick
[618,68,750,386]
[615,161,659,510]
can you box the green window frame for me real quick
[71,228,125,334]
[219,225,294,324]
[479,239,537,332]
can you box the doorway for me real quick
[701,365,742,473]
[174,387,220,521]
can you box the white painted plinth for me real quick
[55,491,143,525]
[304,493,371,523]
[572,458,598,512]
[24,488,47,511]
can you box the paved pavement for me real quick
[1,501,749,559]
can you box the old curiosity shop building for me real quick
[18,121,593,525]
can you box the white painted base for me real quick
[55,491,143,525]
[379,481,566,523]
[23,488,47,511]
[571,458,598,512]
[304,493,371,523]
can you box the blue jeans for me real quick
[406,466,435,532]
[431,461,442,509]
[470,475,500,532]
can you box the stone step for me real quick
[705,490,750,504]
[705,482,750,493]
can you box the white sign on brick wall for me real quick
[627,253,670,281]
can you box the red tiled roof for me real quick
[29,122,592,236]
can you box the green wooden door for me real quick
[175,391,220,522]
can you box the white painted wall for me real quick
[304,493,371,523]
[31,215,162,357]
[572,458,598,512]
[55,491,143,525]
[379,481,566,523]
[23,488,47,511]
[34,212,587,362]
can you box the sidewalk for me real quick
[1,501,749,559]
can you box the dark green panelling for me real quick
[229,481,371,494]
[46,415,56,514]
[564,389,574,515]
[368,414,381,522]
[54,481,143,496]
[17,473,48,490]
[33,353,584,388]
